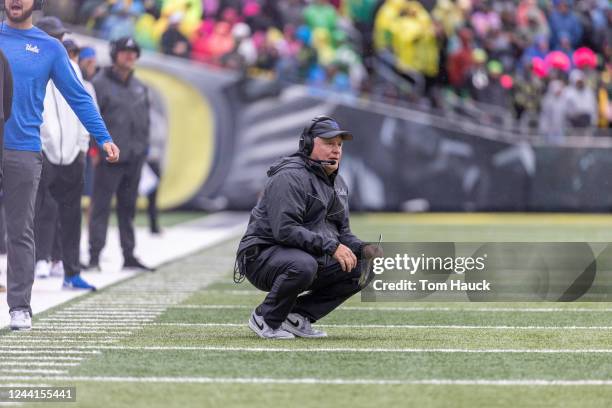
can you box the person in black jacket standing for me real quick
[235,116,381,339]
[88,37,154,272]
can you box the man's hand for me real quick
[363,244,384,260]
[333,244,357,272]
[103,142,120,163]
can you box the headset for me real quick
[0,0,45,11]
[110,37,141,62]
[299,115,334,156]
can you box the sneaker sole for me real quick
[62,286,96,291]
[281,322,328,338]
[248,316,294,340]
[10,326,32,331]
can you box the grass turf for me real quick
[5,213,612,408]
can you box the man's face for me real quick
[5,0,35,23]
[310,135,343,174]
[80,58,97,79]
[114,49,138,71]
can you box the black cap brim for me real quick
[317,130,353,140]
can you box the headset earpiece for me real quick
[299,116,334,156]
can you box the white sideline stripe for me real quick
[169,305,612,313]
[0,362,80,367]
[4,345,611,354]
[149,322,612,330]
[0,376,611,386]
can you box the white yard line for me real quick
[0,362,80,367]
[0,356,84,361]
[168,304,612,313]
[0,350,101,355]
[1,345,609,354]
[0,339,117,344]
[0,369,69,375]
[0,376,610,386]
[148,322,612,330]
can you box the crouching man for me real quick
[235,116,380,339]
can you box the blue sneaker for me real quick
[62,275,96,291]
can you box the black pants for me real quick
[89,157,145,261]
[34,153,85,278]
[146,160,160,233]
[245,246,365,329]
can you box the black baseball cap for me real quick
[36,16,70,37]
[113,37,141,56]
[311,117,353,140]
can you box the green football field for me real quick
[3,213,612,408]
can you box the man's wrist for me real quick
[325,240,340,256]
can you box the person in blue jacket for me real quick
[0,0,120,331]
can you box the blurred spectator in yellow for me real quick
[432,0,465,38]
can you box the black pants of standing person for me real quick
[89,157,145,263]
[146,160,161,234]
[244,245,367,329]
[34,153,85,279]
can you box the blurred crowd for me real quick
[74,0,611,139]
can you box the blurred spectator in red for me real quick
[545,50,571,78]
[447,27,474,91]
[192,21,235,65]
[161,12,191,58]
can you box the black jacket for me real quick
[237,153,363,265]
[0,50,12,124]
[92,67,150,163]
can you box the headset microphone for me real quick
[310,159,336,166]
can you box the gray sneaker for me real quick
[281,313,327,338]
[248,310,295,339]
[9,310,32,331]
